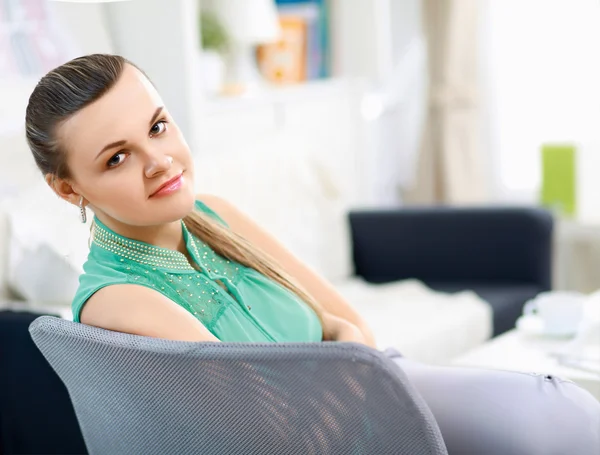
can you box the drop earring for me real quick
[79,196,87,224]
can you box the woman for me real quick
[26,54,599,454]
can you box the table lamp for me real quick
[207,0,281,95]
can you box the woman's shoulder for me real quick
[77,283,220,342]
[71,255,131,321]
[194,194,233,227]
[195,194,254,231]
[194,194,256,236]
[195,194,235,218]
[80,253,129,281]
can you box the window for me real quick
[483,0,600,201]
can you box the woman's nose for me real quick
[144,154,173,178]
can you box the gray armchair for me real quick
[29,316,448,455]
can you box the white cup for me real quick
[523,292,585,336]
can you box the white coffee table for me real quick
[450,329,600,401]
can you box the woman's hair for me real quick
[25,53,324,324]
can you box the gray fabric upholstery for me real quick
[29,316,448,455]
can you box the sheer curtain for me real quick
[403,0,487,205]
[359,0,428,205]
[482,0,600,203]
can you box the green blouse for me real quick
[71,200,323,343]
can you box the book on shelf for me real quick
[256,15,307,84]
[257,0,330,84]
[0,0,77,78]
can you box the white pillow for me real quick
[195,132,354,282]
[10,242,80,304]
[6,182,91,303]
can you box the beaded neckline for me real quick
[91,217,199,271]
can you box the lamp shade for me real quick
[209,0,281,45]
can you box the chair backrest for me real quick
[29,316,447,455]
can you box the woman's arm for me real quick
[81,284,221,342]
[197,194,378,348]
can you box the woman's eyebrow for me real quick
[148,106,164,128]
[95,106,164,160]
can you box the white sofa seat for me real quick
[334,278,493,364]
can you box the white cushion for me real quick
[335,278,493,364]
[195,132,354,282]
[0,132,49,298]
[4,182,90,304]
[10,242,80,304]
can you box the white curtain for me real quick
[403,0,486,204]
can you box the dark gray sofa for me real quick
[349,206,554,336]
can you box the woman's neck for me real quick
[94,214,187,255]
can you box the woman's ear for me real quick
[45,174,81,206]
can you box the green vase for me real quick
[540,144,577,217]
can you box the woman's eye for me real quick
[107,152,126,168]
[150,120,167,136]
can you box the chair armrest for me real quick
[348,206,553,289]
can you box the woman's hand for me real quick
[321,312,371,347]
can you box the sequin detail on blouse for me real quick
[89,218,245,330]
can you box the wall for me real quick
[329,0,391,84]
[331,0,426,203]
[103,0,202,148]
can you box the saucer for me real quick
[515,314,578,338]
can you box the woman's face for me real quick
[56,64,196,227]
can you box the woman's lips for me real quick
[150,172,184,198]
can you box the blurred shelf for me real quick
[199,77,363,115]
